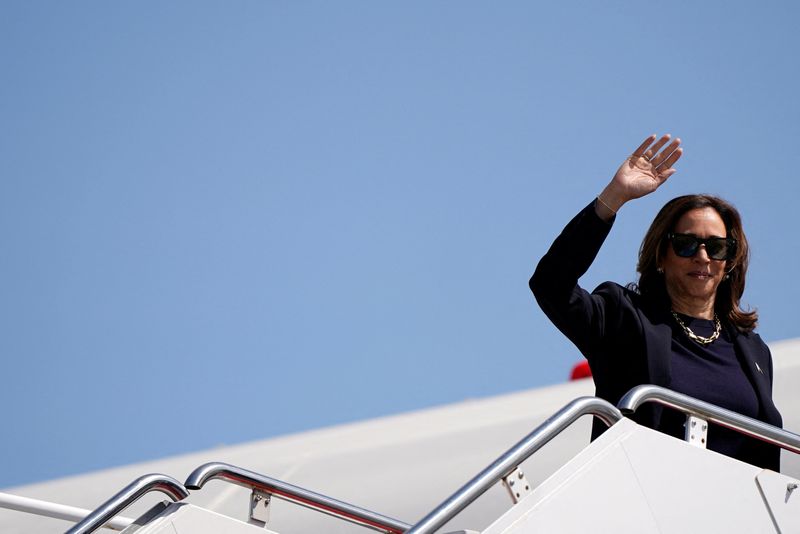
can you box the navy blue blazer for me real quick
[530,201,782,470]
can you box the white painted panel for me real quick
[483,420,662,534]
[619,425,775,533]
[134,503,277,534]
[484,442,662,533]
[756,470,800,533]
[483,420,779,534]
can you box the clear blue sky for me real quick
[2,1,799,488]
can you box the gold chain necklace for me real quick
[671,311,721,345]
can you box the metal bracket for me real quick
[685,415,708,448]
[501,467,532,504]
[248,489,271,527]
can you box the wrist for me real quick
[596,195,618,215]
[598,185,627,212]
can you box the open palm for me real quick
[612,134,683,201]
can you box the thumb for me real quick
[659,168,677,181]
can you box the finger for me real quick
[657,146,683,171]
[651,137,681,167]
[630,134,658,159]
[644,134,672,159]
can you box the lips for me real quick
[688,271,713,279]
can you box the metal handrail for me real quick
[618,384,800,454]
[65,473,189,534]
[0,492,133,531]
[405,396,623,534]
[184,462,412,534]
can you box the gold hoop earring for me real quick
[724,265,735,281]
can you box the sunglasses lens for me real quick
[671,235,698,257]
[705,239,732,260]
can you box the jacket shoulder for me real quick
[592,281,641,305]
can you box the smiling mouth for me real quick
[688,272,713,279]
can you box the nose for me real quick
[693,244,711,262]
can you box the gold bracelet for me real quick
[596,195,617,214]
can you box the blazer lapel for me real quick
[733,330,779,424]
[734,332,764,388]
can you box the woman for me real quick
[530,134,783,470]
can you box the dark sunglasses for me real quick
[667,233,737,261]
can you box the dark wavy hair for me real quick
[634,194,756,332]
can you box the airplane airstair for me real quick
[3,385,800,533]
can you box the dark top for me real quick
[661,314,761,462]
[530,200,783,470]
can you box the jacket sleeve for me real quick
[529,200,621,358]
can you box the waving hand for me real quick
[596,134,683,218]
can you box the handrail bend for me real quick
[65,473,189,534]
[185,462,412,534]
[405,396,622,534]
[618,384,800,454]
